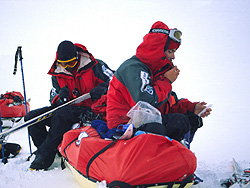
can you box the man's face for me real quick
[164,49,177,62]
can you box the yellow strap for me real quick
[57,56,76,63]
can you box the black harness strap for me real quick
[63,137,78,161]
[179,174,194,188]
[86,140,117,179]
[166,182,174,188]
[108,180,133,188]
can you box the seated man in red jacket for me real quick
[106,21,211,144]
[25,40,113,170]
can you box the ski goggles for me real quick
[149,28,182,43]
[58,58,78,69]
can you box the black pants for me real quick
[138,112,203,142]
[25,105,91,153]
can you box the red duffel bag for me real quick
[59,126,196,187]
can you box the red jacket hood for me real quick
[136,21,177,76]
[48,43,96,76]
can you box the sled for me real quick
[220,158,250,188]
[59,126,196,188]
[64,159,194,188]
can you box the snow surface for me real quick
[1,119,249,188]
[1,0,250,187]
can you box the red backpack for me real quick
[0,91,30,118]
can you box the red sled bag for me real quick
[59,126,197,187]
[0,91,30,118]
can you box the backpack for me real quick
[0,91,30,118]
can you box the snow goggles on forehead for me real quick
[58,58,78,69]
[149,28,182,43]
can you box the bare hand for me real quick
[194,102,212,118]
[164,66,180,83]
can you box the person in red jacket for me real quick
[106,21,211,143]
[25,40,113,170]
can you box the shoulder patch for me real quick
[102,65,113,79]
[140,71,154,95]
[50,87,58,98]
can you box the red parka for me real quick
[106,21,197,129]
[48,43,113,107]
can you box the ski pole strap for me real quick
[13,50,18,75]
[13,46,23,75]
[17,46,23,60]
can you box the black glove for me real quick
[59,85,69,102]
[78,106,97,123]
[90,82,109,101]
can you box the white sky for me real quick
[1,0,250,162]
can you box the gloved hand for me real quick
[59,85,69,102]
[90,82,108,101]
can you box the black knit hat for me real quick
[57,40,77,63]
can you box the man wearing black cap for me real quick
[25,40,113,170]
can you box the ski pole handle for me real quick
[13,50,18,75]
[17,46,23,60]
[13,46,23,75]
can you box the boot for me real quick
[0,142,21,158]
[0,144,11,159]
[5,143,22,157]
[29,149,56,170]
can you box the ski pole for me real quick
[0,108,7,164]
[14,46,32,155]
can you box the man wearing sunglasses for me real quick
[106,21,211,144]
[25,40,113,170]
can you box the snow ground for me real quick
[1,0,250,187]
[0,119,249,188]
[0,120,82,188]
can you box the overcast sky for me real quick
[1,0,250,162]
